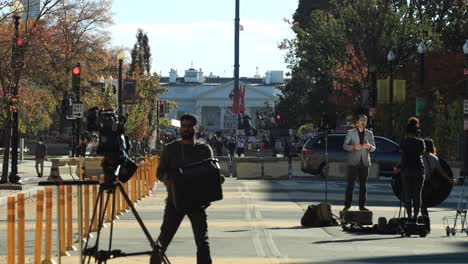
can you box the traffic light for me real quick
[72,63,81,92]
[275,112,281,120]
[159,100,166,117]
[61,98,73,118]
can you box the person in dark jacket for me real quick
[421,138,453,218]
[156,114,213,264]
[399,117,426,222]
[35,138,47,177]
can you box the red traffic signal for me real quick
[16,37,24,47]
[276,114,281,120]
[72,66,81,75]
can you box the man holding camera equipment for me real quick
[343,115,376,212]
[157,114,218,264]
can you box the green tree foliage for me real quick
[281,0,466,159]
[128,28,151,78]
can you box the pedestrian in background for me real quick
[227,135,236,157]
[236,135,245,157]
[399,117,425,222]
[342,114,376,211]
[35,137,47,178]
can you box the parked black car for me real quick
[301,133,400,177]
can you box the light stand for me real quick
[320,113,329,203]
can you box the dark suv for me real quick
[301,133,400,177]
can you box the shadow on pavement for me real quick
[312,236,401,244]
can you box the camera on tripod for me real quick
[86,107,137,184]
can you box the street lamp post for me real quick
[463,40,468,182]
[9,0,24,183]
[417,42,427,117]
[117,51,125,118]
[387,50,396,135]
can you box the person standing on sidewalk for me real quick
[156,114,213,264]
[35,137,47,178]
[399,117,425,222]
[342,115,376,211]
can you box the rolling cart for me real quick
[442,176,468,236]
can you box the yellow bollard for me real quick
[131,169,137,204]
[79,158,83,179]
[42,188,53,263]
[92,176,98,232]
[7,196,15,264]
[35,190,44,264]
[124,181,129,211]
[84,178,90,236]
[59,185,67,256]
[137,162,142,200]
[66,185,76,251]
[18,193,25,264]
[116,186,121,216]
[106,192,112,223]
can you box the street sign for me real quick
[464,100,468,115]
[72,103,83,118]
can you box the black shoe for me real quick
[359,206,370,211]
[342,206,350,212]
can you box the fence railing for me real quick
[2,155,159,264]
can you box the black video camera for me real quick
[86,107,136,184]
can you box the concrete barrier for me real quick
[327,162,379,180]
[233,157,292,180]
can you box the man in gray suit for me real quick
[342,115,376,211]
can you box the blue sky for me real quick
[110,0,298,78]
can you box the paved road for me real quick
[65,178,468,263]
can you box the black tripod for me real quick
[82,166,169,264]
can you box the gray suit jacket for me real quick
[342,128,376,167]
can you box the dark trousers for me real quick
[421,180,430,217]
[157,200,212,264]
[344,163,369,208]
[35,158,45,177]
[401,169,424,220]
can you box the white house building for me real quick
[159,68,284,132]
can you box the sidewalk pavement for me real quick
[0,158,55,205]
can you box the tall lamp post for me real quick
[417,42,426,117]
[9,0,24,183]
[387,50,396,133]
[463,40,468,182]
[117,51,125,117]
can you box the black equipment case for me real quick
[341,210,373,226]
[301,203,334,227]
[172,159,223,211]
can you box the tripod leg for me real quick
[83,186,104,264]
[108,187,117,252]
[117,182,155,246]
[83,187,112,264]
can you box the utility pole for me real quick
[72,63,81,157]
[234,0,240,126]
